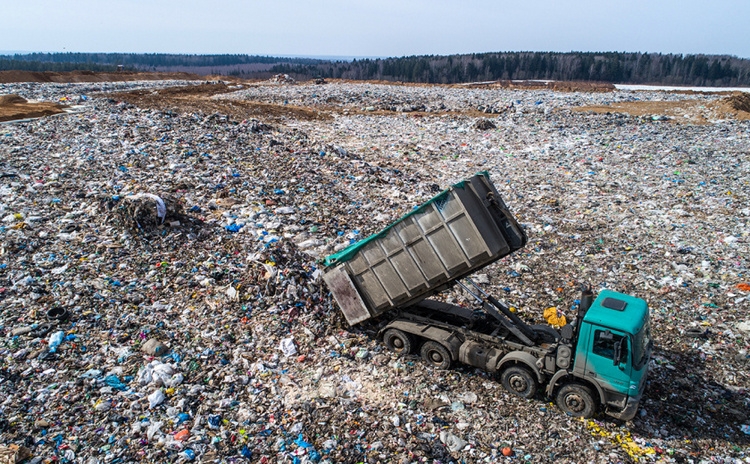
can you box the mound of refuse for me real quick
[269,73,296,85]
[473,118,497,130]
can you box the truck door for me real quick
[584,327,632,395]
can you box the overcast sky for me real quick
[3,0,749,58]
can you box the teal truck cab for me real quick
[559,288,652,420]
[323,173,652,419]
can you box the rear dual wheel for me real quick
[383,331,453,370]
[420,341,452,370]
[383,329,413,355]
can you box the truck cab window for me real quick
[593,330,628,361]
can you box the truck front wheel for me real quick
[501,366,538,398]
[420,341,452,369]
[555,384,596,418]
[383,329,413,355]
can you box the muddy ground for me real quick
[572,95,750,123]
[0,94,67,122]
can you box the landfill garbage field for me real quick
[1,75,749,463]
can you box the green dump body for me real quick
[323,172,527,325]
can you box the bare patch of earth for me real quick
[0,94,67,122]
[571,93,750,123]
[109,82,332,122]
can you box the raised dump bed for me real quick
[323,172,527,325]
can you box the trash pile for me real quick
[269,74,296,85]
[473,118,497,130]
[1,78,749,463]
[476,101,514,114]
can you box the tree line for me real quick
[0,58,124,73]
[272,52,750,86]
[2,52,323,69]
[2,51,749,86]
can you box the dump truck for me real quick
[323,172,652,420]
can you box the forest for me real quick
[3,52,323,67]
[272,52,750,86]
[2,51,749,86]
[0,53,322,75]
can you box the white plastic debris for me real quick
[148,389,166,408]
[279,337,297,357]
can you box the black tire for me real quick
[500,366,538,398]
[420,341,452,369]
[383,329,413,355]
[555,383,597,418]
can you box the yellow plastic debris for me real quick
[543,307,567,327]
[584,419,656,459]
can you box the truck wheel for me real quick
[383,329,413,355]
[501,366,538,398]
[420,341,452,370]
[555,384,596,418]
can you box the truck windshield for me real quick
[633,319,651,369]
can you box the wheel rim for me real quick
[564,393,586,412]
[509,374,528,393]
[392,338,404,349]
[429,350,443,364]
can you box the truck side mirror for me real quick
[613,338,623,366]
